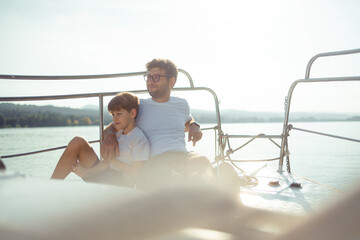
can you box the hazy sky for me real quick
[1,0,359,113]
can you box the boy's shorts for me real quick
[83,164,133,187]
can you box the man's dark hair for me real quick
[146,59,178,81]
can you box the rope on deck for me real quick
[220,133,282,163]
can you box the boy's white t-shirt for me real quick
[136,97,193,157]
[112,126,149,166]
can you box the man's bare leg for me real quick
[51,136,99,179]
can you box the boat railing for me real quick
[278,48,360,172]
[1,49,360,174]
[213,49,360,174]
[0,69,224,162]
[215,48,360,174]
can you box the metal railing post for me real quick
[99,95,104,142]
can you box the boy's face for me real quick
[110,108,135,133]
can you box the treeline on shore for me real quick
[1,103,359,128]
[0,114,100,128]
[0,103,112,128]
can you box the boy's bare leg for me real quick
[51,136,99,179]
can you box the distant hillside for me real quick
[0,103,98,118]
[0,103,112,127]
[192,108,360,123]
[0,103,359,128]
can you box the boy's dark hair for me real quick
[146,59,178,81]
[108,92,139,118]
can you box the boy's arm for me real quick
[101,123,120,162]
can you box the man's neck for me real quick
[152,95,170,103]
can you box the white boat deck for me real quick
[0,163,355,240]
[237,165,342,215]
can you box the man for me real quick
[101,59,215,189]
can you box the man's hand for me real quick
[188,123,202,146]
[100,126,119,162]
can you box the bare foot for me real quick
[71,160,90,178]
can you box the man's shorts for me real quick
[144,151,205,174]
[137,151,211,190]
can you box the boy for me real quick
[51,92,149,187]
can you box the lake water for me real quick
[1,122,359,192]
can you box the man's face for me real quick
[146,67,173,100]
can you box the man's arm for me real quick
[100,123,120,162]
[186,119,202,146]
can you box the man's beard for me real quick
[148,90,159,98]
[147,87,162,98]
[147,84,170,99]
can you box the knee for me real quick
[187,156,216,182]
[68,136,87,148]
[188,156,212,172]
[191,156,211,166]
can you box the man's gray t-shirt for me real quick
[136,97,193,157]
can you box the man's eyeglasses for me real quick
[143,74,169,82]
